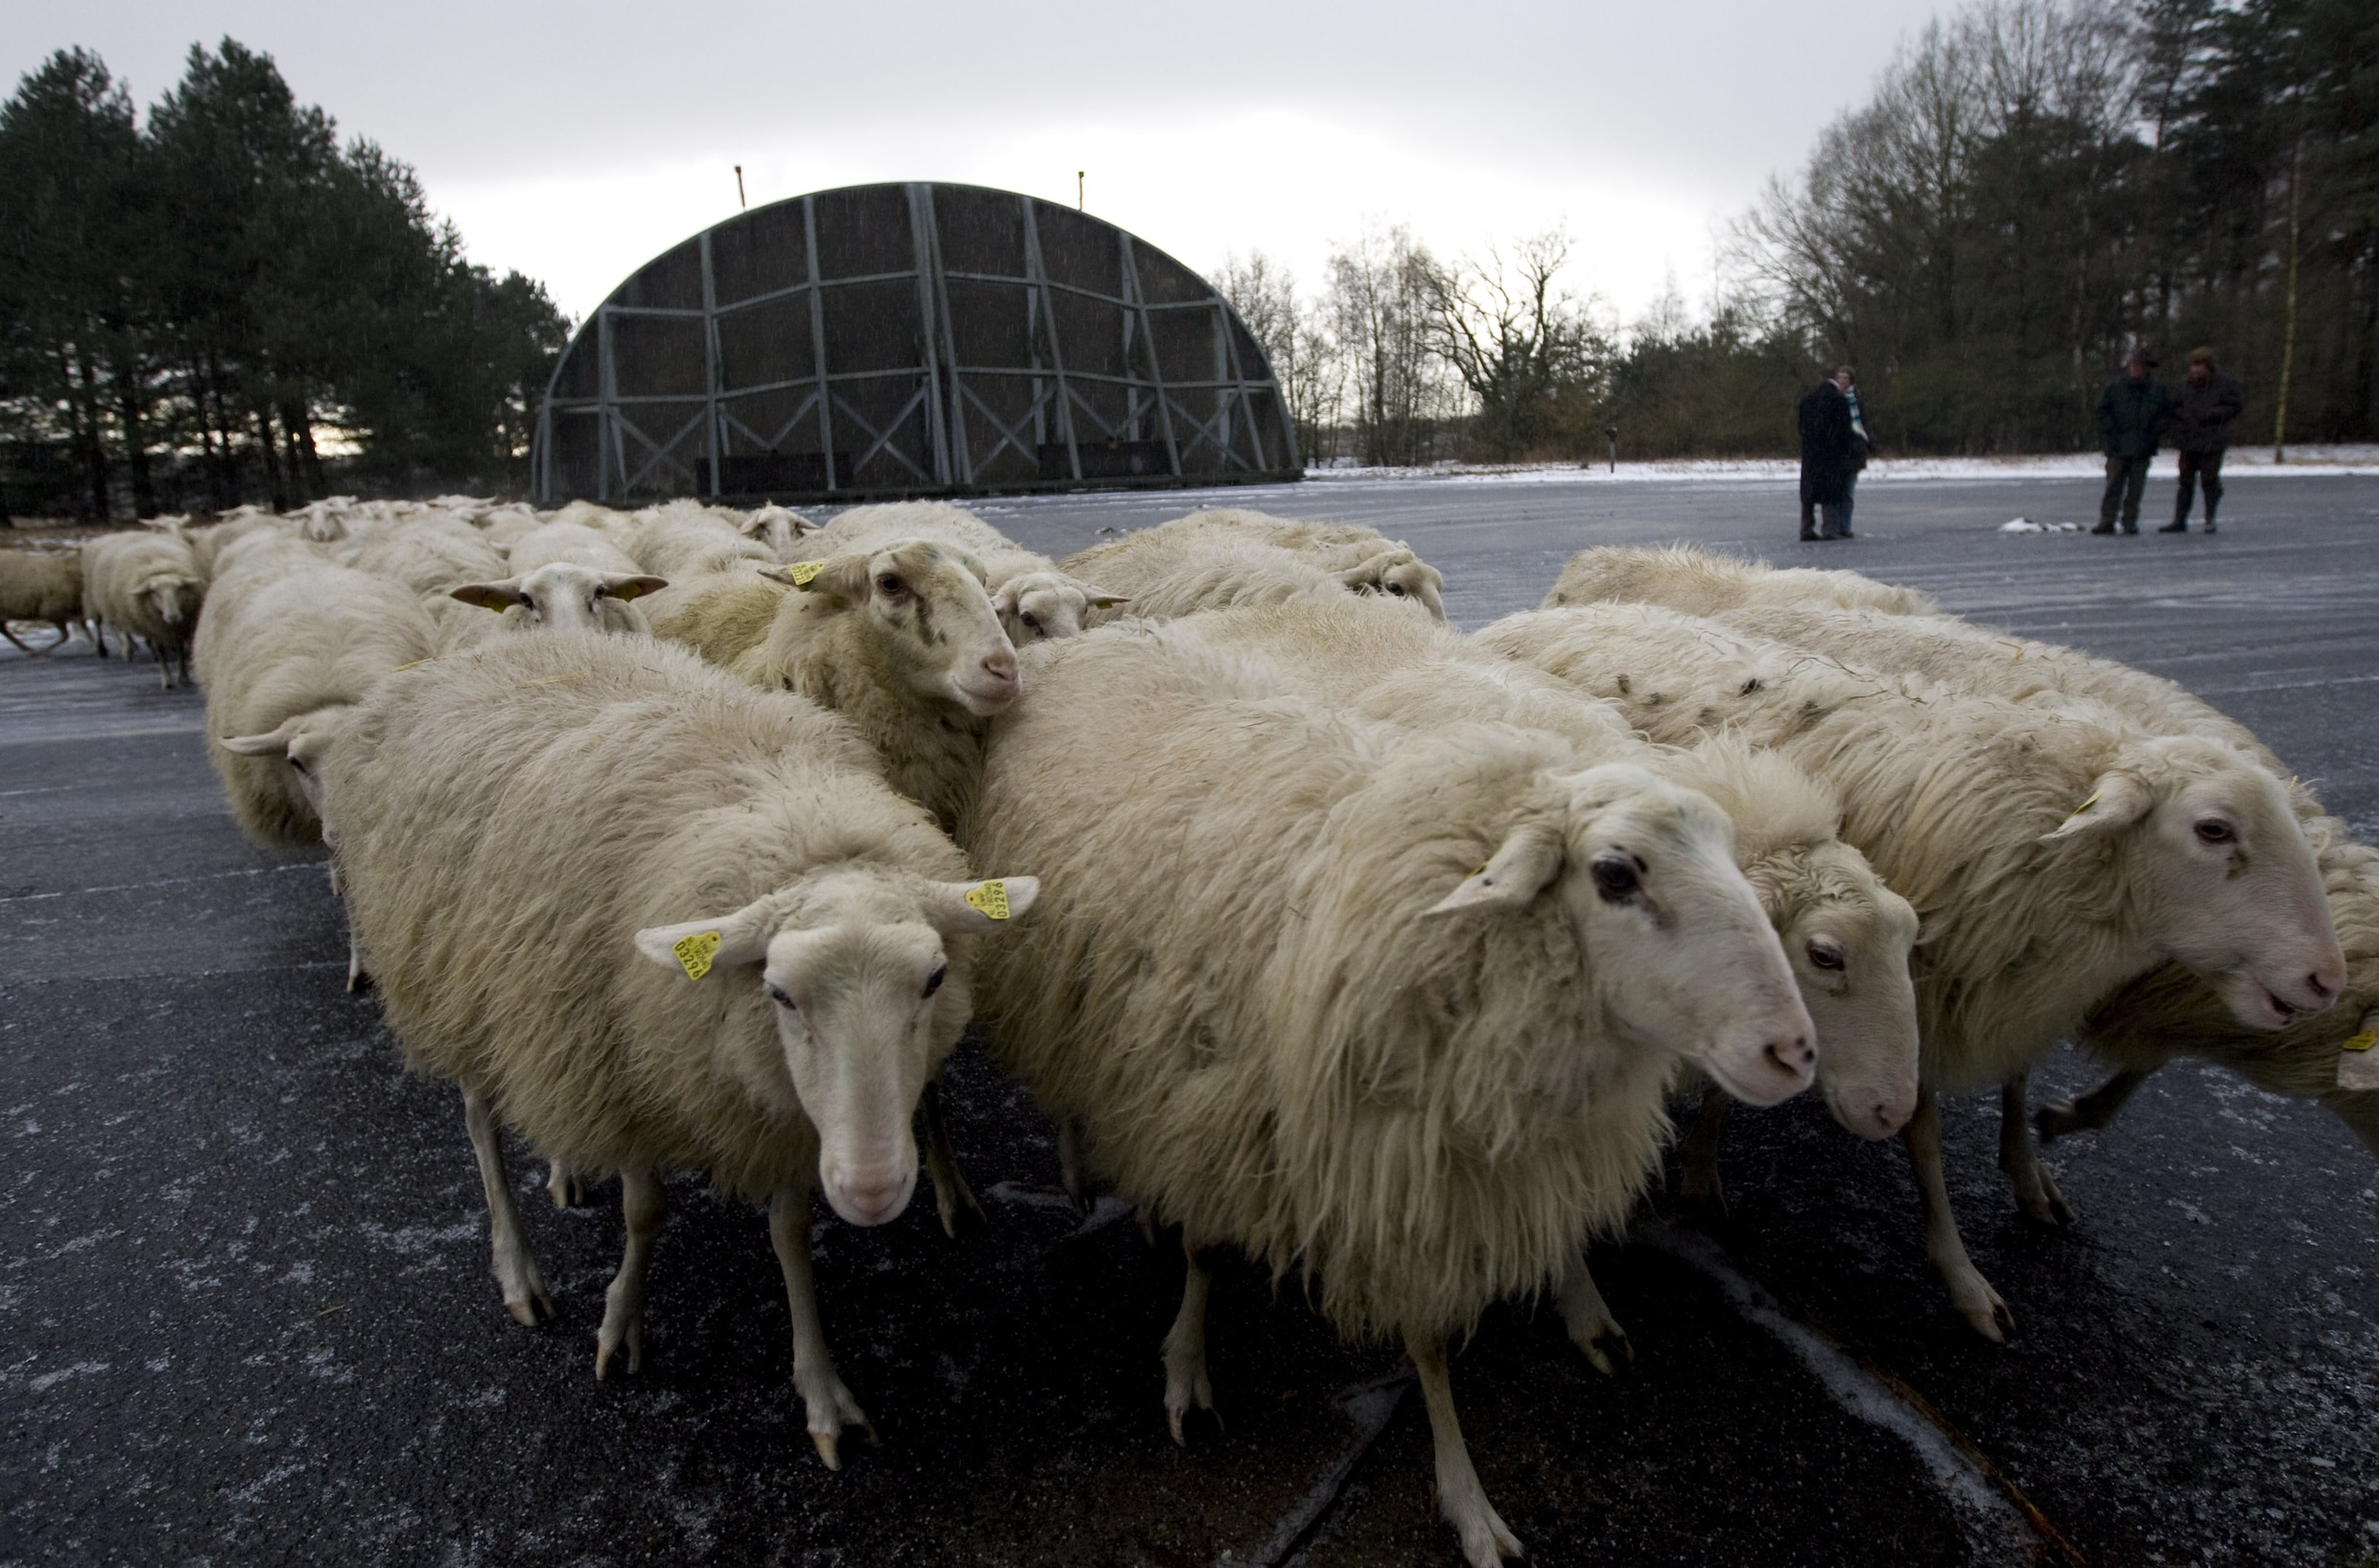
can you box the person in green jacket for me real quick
[2093,348,2174,534]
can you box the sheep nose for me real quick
[1765,1035,1815,1074]
[2305,968,2338,1006]
[981,649,1018,682]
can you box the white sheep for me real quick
[0,548,85,653]
[2049,812,2379,1161]
[815,501,1125,644]
[82,527,205,688]
[317,629,1038,1466]
[474,505,544,550]
[507,521,643,576]
[338,515,511,596]
[1153,506,1449,619]
[652,540,1022,831]
[206,560,441,847]
[447,562,669,637]
[619,500,780,579]
[1543,542,1940,617]
[1057,527,1421,629]
[965,610,1813,1566]
[741,503,820,559]
[1478,601,2344,1339]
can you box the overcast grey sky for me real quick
[4,2,1959,322]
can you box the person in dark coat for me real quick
[2093,348,2173,534]
[1797,367,1858,541]
[2159,346,2245,533]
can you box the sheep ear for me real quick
[2338,1009,2379,1091]
[451,580,526,611]
[2040,772,2155,841]
[633,902,774,980]
[219,721,297,757]
[602,573,669,602]
[1426,822,1565,916]
[771,555,870,604]
[924,877,1042,935]
[1077,583,1130,608]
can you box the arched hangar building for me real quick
[531,181,1301,504]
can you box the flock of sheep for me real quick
[7,493,2375,1566]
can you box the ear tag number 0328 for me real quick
[673,929,721,981]
[964,879,1011,921]
[2344,1030,2377,1054]
[786,561,824,585]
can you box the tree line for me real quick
[0,41,569,523]
[1219,0,2377,465]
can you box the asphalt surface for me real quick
[5,469,2377,1567]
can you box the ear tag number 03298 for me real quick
[964,879,1010,921]
[673,929,721,981]
[2343,1030,2377,1054]
[786,561,824,585]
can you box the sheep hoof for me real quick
[2033,1100,2081,1144]
[2020,1170,2078,1229]
[802,1383,873,1470]
[594,1319,641,1379]
[1571,1322,1633,1378]
[1953,1284,2014,1343]
[547,1164,581,1209]
[811,1431,842,1471]
[498,1257,554,1326]
[1445,1495,1523,1566]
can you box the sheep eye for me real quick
[765,982,797,1010]
[924,964,947,996]
[876,573,907,597]
[1807,939,1846,971]
[1590,855,1638,901]
[592,583,609,598]
[1021,613,1040,631]
[2195,819,2234,845]
[288,756,309,776]
[1387,582,1407,597]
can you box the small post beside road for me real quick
[1077,170,1084,210]
[1606,425,1618,474]
[734,165,746,210]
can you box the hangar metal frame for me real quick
[532,181,1300,504]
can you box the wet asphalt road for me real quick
[5,469,2377,1567]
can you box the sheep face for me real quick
[740,507,818,558]
[140,575,199,632]
[1779,846,1921,1137]
[635,868,1040,1227]
[1431,762,1817,1106]
[991,571,1127,644]
[2046,735,2344,1028]
[1338,550,1448,621]
[452,566,667,635]
[219,702,366,835]
[788,542,1021,716]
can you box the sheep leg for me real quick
[1677,1085,1731,1214]
[1554,1249,1633,1375]
[0,623,33,654]
[546,1155,581,1209]
[918,1079,984,1238]
[459,1083,553,1326]
[1998,1073,2076,1227]
[2036,1067,2152,1144]
[595,1167,665,1377]
[1405,1333,1522,1567]
[769,1186,874,1470]
[1162,1239,1220,1444]
[344,933,371,995]
[1904,1086,2014,1341]
[151,640,172,690]
[1056,1114,1093,1214]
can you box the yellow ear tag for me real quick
[2343,1030,2377,1053]
[672,929,721,981]
[963,879,1011,921]
[2064,790,2101,822]
[786,561,824,586]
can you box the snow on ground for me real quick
[1306,445,2379,485]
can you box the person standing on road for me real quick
[1797,365,1858,542]
[2160,346,2244,534]
[2093,347,2172,535]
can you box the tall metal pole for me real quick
[2273,138,2303,464]
[734,165,746,210]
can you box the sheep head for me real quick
[452,565,667,635]
[2044,733,2344,1029]
[1335,548,1448,621]
[1429,761,1817,1107]
[740,505,820,558]
[634,867,1041,1227]
[991,569,1128,644]
[768,540,1021,716]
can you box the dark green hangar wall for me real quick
[532,181,1301,504]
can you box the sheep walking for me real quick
[965,612,1813,1565]
[448,563,669,636]
[318,631,1037,1464]
[506,520,643,577]
[337,514,511,596]
[1479,602,2344,1338]
[1057,522,1437,630]
[1543,541,1939,618]
[82,527,206,688]
[814,502,1125,644]
[0,548,85,653]
[619,500,783,579]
